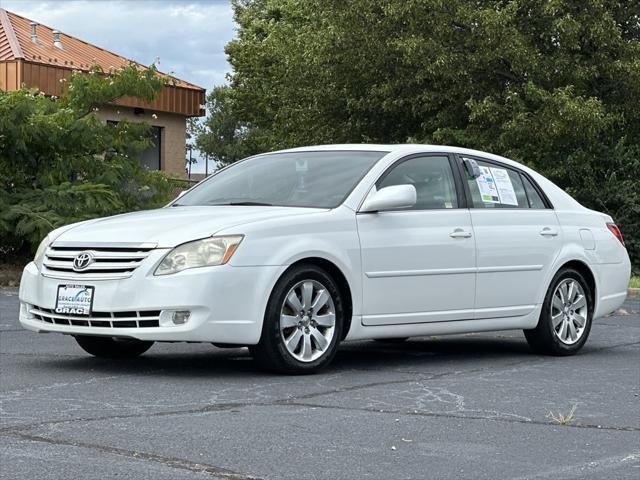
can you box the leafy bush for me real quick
[0,64,173,261]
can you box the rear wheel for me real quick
[75,336,154,358]
[524,268,593,355]
[250,264,344,374]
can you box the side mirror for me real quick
[360,185,417,212]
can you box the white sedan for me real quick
[19,145,631,373]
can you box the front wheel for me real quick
[75,336,154,358]
[524,268,593,355]
[250,264,344,374]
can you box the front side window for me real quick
[464,158,532,209]
[176,151,386,209]
[377,155,458,209]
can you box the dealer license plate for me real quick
[55,285,94,316]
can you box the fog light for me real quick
[158,310,193,327]
[172,311,191,325]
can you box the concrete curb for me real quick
[628,288,640,298]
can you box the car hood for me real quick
[53,206,323,248]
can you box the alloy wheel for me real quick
[279,280,336,362]
[551,278,588,345]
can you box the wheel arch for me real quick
[280,257,354,340]
[555,259,597,309]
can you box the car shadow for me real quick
[335,335,534,369]
[35,333,537,378]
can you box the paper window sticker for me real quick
[489,167,518,206]
[475,166,500,203]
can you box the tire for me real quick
[75,335,154,358]
[249,264,344,374]
[524,268,593,356]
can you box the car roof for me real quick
[274,143,522,166]
[272,144,589,212]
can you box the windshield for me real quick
[175,150,387,208]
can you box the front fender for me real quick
[220,207,363,316]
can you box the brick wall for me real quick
[95,105,187,176]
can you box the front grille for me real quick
[42,242,156,280]
[29,305,161,328]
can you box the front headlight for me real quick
[154,235,244,276]
[34,235,52,271]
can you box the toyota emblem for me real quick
[73,251,94,271]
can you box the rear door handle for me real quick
[450,228,472,239]
[539,227,558,237]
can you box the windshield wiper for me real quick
[212,201,274,206]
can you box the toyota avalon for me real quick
[19,145,631,373]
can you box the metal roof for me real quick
[0,8,203,90]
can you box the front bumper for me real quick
[18,260,284,344]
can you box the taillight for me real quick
[606,222,625,246]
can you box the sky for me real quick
[0,0,236,173]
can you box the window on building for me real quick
[140,126,162,170]
[107,121,162,170]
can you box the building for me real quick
[0,8,205,175]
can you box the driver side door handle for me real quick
[449,228,472,239]
[539,227,559,237]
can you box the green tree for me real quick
[214,0,640,270]
[194,85,267,166]
[0,64,173,260]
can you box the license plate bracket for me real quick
[55,285,94,316]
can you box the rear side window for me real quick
[521,175,546,209]
[464,158,534,209]
[378,155,458,209]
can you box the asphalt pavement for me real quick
[1,288,638,479]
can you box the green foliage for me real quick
[0,64,173,260]
[200,0,639,271]
[193,85,267,166]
